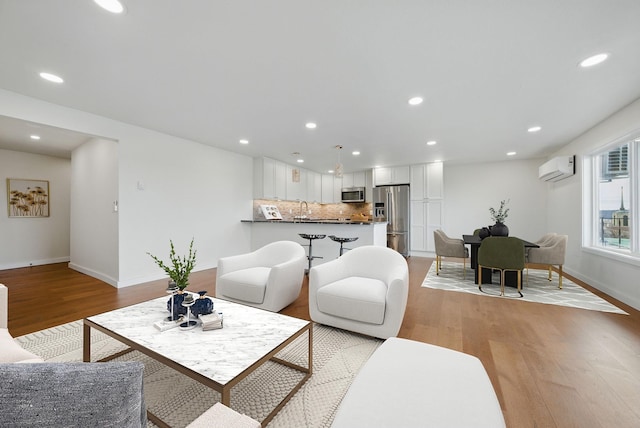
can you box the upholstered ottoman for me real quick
[331,337,506,428]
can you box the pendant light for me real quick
[334,145,344,178]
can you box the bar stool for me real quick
[329,235,359,257]
[299,233,326,274]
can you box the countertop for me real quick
[242,219,383,225]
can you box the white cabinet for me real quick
[254,157,287,200]
[341,171,373,202]
[409,162,444,253]
[286,165,306,201]
[410,200,443,252]
[373,166,410,186]
[410,162,443,200]
[306,171,322,203]
[321,174,335,203]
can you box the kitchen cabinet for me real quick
[254,157,286,200]
[410,162,443,200]
[410,200,443,252]
[306,171,322,203]
[321,174,342,203]
[373,166,410,186]
[410,162,443,253]
[286,164,306,201]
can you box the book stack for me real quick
[200,312,223,331]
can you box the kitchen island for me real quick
[242,220,387,266]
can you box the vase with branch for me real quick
[148,238,197,318]
[488,200,510,236]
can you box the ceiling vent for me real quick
[539,156,575,182]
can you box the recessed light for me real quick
[528,126,541,133]
[426,140,437,146]
[328,169,334,174]
[94,0,125,14]
[297,159,304,163]
[239,139,249,145]
[507,151,517,156]
[352,151,360,156]
[305,122,317,129]
[408,96,423,106]
[580,53,608,68]
[30,135,41,140]
[39,72,64,83]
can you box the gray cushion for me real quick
[0,362,146,427]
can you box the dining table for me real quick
[462,234,539,287]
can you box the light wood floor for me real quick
[2,258,639,428]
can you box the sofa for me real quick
[331,337,506,428]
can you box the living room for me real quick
[1,1,640,427]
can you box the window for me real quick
[585,130,640,259]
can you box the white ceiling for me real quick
[1,1,640,171]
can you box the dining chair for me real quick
[526,234,568,288]
[433,229,469,279]
[477,237,525,297]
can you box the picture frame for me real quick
[7,178,50,218]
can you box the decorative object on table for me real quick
[7,178,50,218]
[488,199,510,237]
[200,312,223,331]
[165,281,179,321]
[147,238,197,317]
[179,292,198,330]
[259,204,282,220]
[478,227,491,239]
[190,291,214,317]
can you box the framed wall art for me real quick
[7,178,50,218]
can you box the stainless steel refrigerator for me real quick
[373,184,410,257]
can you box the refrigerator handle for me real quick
[386,189,392,225]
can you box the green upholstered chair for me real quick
[434,229,469,278]
[477,237,525,297]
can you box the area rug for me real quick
[16,320,382,428]
[422,261,627,315]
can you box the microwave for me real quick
[341,187,365,203]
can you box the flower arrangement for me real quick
[147,238,196,291]
[489,199,510,224]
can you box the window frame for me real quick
[583,129,640,265]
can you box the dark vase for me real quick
[191,291,214,317]
[167,292,188,320]
[478,227,491,239]
[490,222,509,237]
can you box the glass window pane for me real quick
[597,143,630,249]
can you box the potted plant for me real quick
[148,239,197,319]
[489,200,510,236]
[147,238,197,291]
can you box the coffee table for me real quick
[83,295,312,427]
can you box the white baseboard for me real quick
[0,257,70,271]
[564,266,640,312]
[67,263,118,288]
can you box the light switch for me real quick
[137,180,145,190]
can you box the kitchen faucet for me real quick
[298,200,309,222]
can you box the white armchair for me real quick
[215,241,306,312]
[309,246,409,339]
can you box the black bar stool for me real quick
[328,235,359,257]
[299,233,326,274]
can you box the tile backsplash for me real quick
[253,200,372,221]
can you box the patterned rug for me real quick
[422,261,627,315]
[16,320,382,427]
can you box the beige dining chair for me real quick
[434,229,469,278]
[526,234,568,288]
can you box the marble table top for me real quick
[87,294,310,385]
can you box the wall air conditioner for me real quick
[538,155,575,182]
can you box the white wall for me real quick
[0,149,71,269]
[69,138,119,284]
[443,158,549,242]
[548,97,640,310]
[0,89,253,288]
